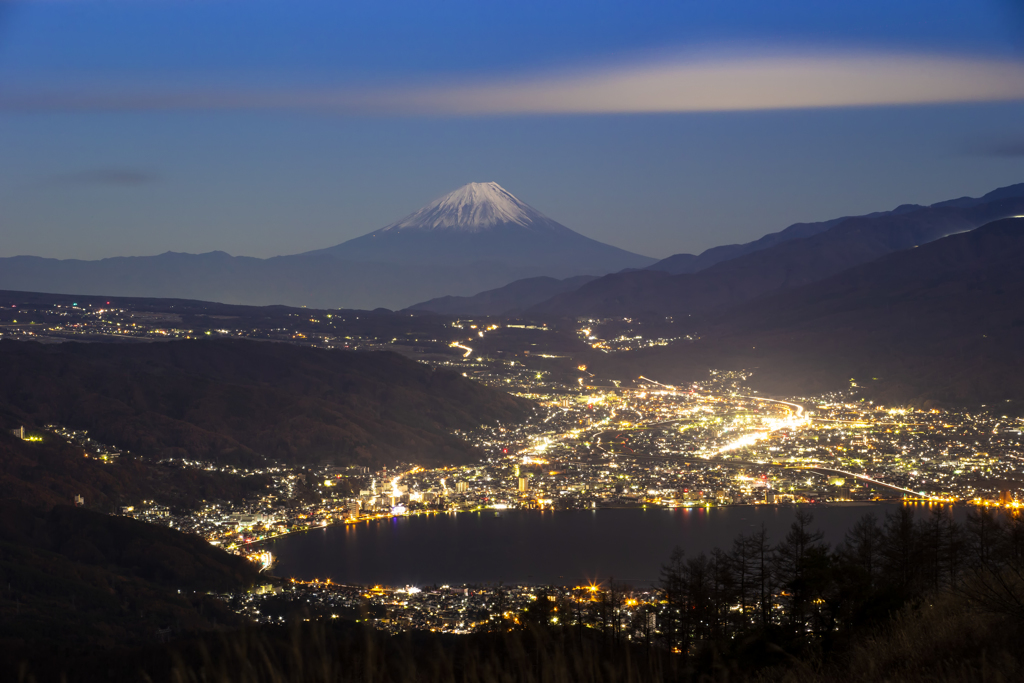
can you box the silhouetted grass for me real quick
[14,622,676,683]
[12,584,1024,683]
[753,590,1024,683]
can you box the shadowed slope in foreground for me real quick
[0,338,533,468]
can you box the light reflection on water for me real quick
[265,503,977,587]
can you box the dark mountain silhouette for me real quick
[643,192,995,276]
[534,188,1024,318]
[0,430,260,655]
[0,424,269,512]
[0,183,651,311]
[407,275,598,316]
[647,216,871,275]
[0,338,533,468]
[591,217,1024,406]
[646,185,1024,277]
[0,502,255,655]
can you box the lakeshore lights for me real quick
[247,550,274,571]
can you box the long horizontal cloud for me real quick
[401,52,1024,114]
[4,51,1024,115]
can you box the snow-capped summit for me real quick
[382,182,543,233]
[301,181,654,274]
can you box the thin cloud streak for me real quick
[49,168,160,186]
[4,51,1024,115]
[985,141,1024,157]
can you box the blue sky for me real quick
[1,0,1023,260]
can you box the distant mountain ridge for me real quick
[406,182,1024,317]
[647,183,1024,275]
[532,185,1024,317]
[0,182,652,310]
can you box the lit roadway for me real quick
[598,384,808,455]
[597,379,933,499]
[595,442,936,500]
[391,467,422,498]
[449,342,473,358]
[788,465,937,500]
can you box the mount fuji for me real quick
[0,182,653,310]
[303,182,654,270]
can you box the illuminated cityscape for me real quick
[5,0,1024,678]
[13,298,1022,639]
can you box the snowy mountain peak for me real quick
[382,182,547,233]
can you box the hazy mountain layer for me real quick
[0,253,603,310]
[406,275,599,316]
[0,182,652,309]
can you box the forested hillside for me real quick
[0,338,533,467]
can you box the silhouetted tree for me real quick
[966,506,1002,567]
[683,553,712,644]
[841,513,883,591]
[728,532,756,634]
[746,524,775,628]
[774,509,828,634]
[1003,512,1024,564]
[918,506,962,590]
[709,547,732,640]
[881,506,920,596]
[659,547,686,653]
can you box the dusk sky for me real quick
[2,0,1024,261]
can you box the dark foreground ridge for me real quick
[0,500,258,656]
[0,423,259,661]
[0,338,532,468]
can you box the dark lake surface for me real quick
[268,503,958,588]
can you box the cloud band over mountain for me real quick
[4,50,1024,115]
